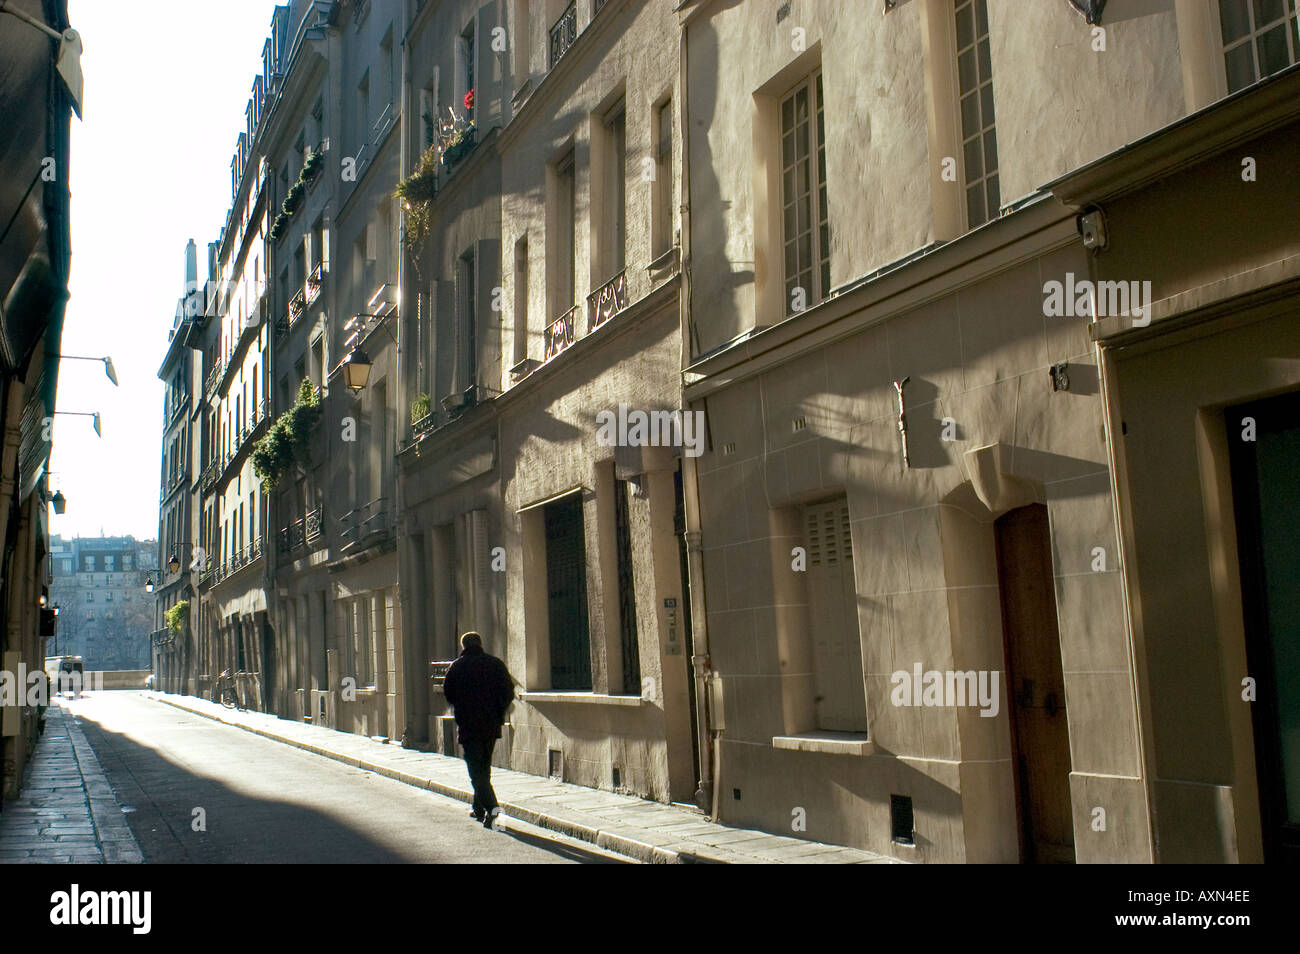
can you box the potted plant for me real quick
[410,393,431,425]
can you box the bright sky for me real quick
[51,0,282,540]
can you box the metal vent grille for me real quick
[804,501,852,567]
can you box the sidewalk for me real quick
[148,692,896,864]
[0,702,144,863]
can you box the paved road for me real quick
[65,692,622,864]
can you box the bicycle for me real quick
[215,669,242,710]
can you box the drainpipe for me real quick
[677,17,718,821]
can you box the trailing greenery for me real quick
[410,392,431,425]
[396,143,440,251]
[165,600,189,634]
[396,103,475,252]
[269,149,324,244]
[252,379,322,489]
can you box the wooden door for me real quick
[994,504,1075,863]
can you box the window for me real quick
[779,71,830,313]
[357,69,371,148]
[420,74,439,150]
[614,479,641,694]
[802,498,866,732]
[84,556,96,572]
[459,247,478,391]
[955,0,999,227]
[653,98,674,258]
[1220,0,1299,92]
[545,494,591,690]
[461,20,476,120]
[513,235,529,366]
[603,105,627,280]
[552,148,577,319]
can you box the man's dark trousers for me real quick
[463,738,498,815]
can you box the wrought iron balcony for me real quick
[587,269,627,332]
[277,526,290,556]
[549,1,576,68]
[290,517,306,551]
[288,287,306,324]
[305,262,326,304]
[305,507,323,543]
[544,305,578,361]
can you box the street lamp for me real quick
[54,410,101,437]
[51,490,66,514]
[343,347,372,393]
[144,577,155,594]
[55,354,117,386]
[168,553,181,574]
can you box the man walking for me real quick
[442,632,515,830]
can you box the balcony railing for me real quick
[290,517,306,551]
[549,1,577,68]
[305,507,323,543]
[305,262,326,304]
[199,459,220,495]
[288,287,306,324]
[544,305,578,360]
[587,269,627,332]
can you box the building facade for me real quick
[153,241,201,692]
[0,0,76,801]
[48,536,156,671]
[148,0,1300,863]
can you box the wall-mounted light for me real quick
[56,354,118,385]
[344,347,372,393]
[54,410,101,437]
[51,490,67,514]
[144,577,155,594]
[168,553,181,574]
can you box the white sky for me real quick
[50,0,283,540]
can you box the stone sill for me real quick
[771,732,873,756]
[520,691,643,707]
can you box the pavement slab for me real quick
[0,703,145,864]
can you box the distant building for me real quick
[48,536,157,671]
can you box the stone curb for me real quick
[144,694,790,865]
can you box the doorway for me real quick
[994,503,1075,863]
[1228,390,1300,863]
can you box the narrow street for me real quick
[63,692,621,864]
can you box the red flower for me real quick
[464,89,475,111]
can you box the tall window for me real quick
[554,149,577,317]
[1220,0,1299,93]
[653,98,674,258]
[779,71,830,314]
[459,247,478,390]
[513,235,529,365]
[603,105,627,279]
[614,479,640,694]
[462,20,476,120]
[545,494,591,690]
[356,69,371,149]
[955,0,999,228]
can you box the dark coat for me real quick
[442,645,514,742]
